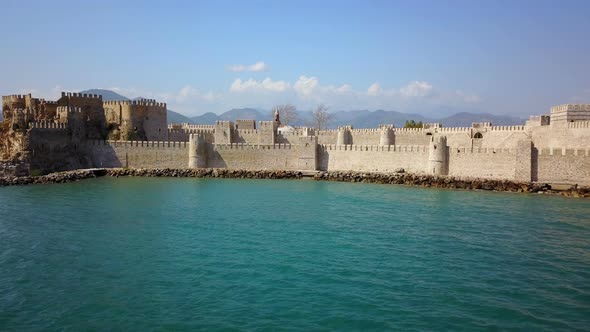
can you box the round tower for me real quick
[379,125,394,146]
[188,133,207,169]
[337,126,351,145]
[428,136,448,175]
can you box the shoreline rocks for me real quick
[1,168,589,198]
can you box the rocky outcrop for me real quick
[1,168,589,198]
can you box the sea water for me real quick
[1,177,589,331]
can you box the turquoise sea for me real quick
[1,177,589,331]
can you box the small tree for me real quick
[271,104,297,126]
[312,104,332,130]
[404,120,423,128]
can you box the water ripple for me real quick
[1,178,589,331]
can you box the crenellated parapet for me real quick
[61,92,102,99]
[550,104,590,124]
[103,99,166,108]
[28,121,67,130]
[168,123,215,130]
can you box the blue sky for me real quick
[1,0,589,117]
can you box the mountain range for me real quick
[76,89,525,128]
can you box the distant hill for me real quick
[437,112,523,127]
[187,108,523,128]
[168,110,194,124]
[79,89,129,101]
[75,89,525,127]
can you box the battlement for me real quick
[437,127,471,133]
[393,128,424,133]
[61,92,102,100]
[450,146,513,154]
[489,125,526,131]
[350,128,381,133]
[337,125,353,131]
[214,143,294,151]
[320,144,428,153]
[551,104,590,113]
[168,123,215,130]
[168,128,214,135]
[28,121,67,129]
[103,100,166,108]
[2,94,29,101]
[568,121,590,129]
[57,106,83,114]
[90,140,189,148]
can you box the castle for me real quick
[2,91,590,185]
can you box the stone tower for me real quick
[258,120,278,144]
[214,121,233,144]
[379,125,394,146]
[428,136,448,175]
[188,133,208,169]
[337,126,352,145]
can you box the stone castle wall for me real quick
[206,143,315,171]
[317,144,429,173]
[88,140,189,169]
[534,148,590,184]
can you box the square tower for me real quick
[214,121,234,144]
[258,121,278,144]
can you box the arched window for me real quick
[474,132,483,139]
[426,132,432,136]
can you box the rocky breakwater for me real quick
[313,171,590,198]
[106,168,306,179]
[1,167,590,198]
[0,169,108,186]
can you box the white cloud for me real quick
[17,76,481,117]
[332,84,352,94]
[294,75,319,96]
[399,81,433,97]
[227,61,269,72]
[230,78,290,92]
[367,83,382,96]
